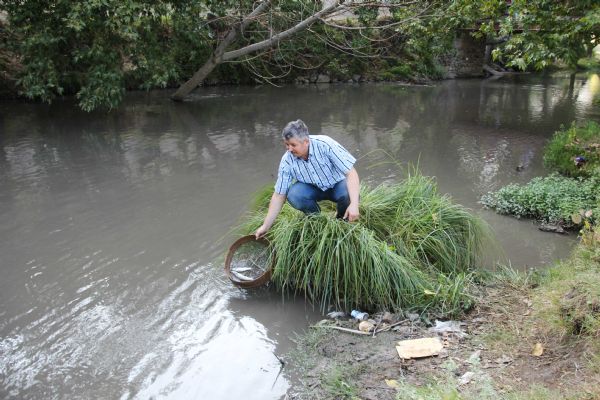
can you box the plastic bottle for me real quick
[350,310,369,321]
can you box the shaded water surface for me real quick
[1,73,599,399]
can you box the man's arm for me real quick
[343,167,360,222]
[255,192,287,238]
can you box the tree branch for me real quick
[171,0,272,101]
[222,1,344,61]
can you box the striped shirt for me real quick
[275,135,356,195]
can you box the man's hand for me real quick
[344,168,360,222]
[255,224,269,239]
[255,193,286,239]
[344,202,360,222]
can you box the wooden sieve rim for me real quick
[224,235,274,288]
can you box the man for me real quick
[255,119,360,239]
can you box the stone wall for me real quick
[444,32,486,78]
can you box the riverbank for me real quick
[285,240,600,400]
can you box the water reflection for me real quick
[1,74,599,399]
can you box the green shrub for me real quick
[577,57,600,70]
[543,121,600,177]
[387,64,412,79]
[481,174,600,227]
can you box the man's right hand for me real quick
[255,192,286,239]
[255,225,269,239]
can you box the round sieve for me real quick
[224,235,274,288]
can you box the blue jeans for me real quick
[287,180,350,219]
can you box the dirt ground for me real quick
[286,284,600,400]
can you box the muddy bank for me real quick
[286,276,600,399]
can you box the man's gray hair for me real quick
[282,119,309,141]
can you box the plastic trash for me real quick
[428,320,468,338]
[326,311,347,319]
[350,310,369,321]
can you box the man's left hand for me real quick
[344,203,360,222]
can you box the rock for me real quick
[392,325,413,335]
[428,320,468,338]
[494,354,513,364]
[316,74,331,83]
[532,342,544,357]
[539,223,566,234]
[352,74,361,82]
[385,379,400,389]
[467,350,481,364]
[458,371,475,385]
[407,312,420,322]
[382,312,394,323]
[326,311,347,319]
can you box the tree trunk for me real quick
[171,57,220,101]
[171,0,272,101]
[171,0,341,101]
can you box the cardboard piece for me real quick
[395,337,443,359]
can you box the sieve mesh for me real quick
[228,239,272,283]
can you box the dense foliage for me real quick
[445,0,600,71]
[481,174,600,227]
[543,121,600,177]
[1,0,598,110]
[482,119,600,227]
[242,173,490,314]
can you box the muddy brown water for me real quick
[1,73,599,399]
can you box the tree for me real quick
[1,0,440,108]
[443,0,600,71]
[171,0,447,100]
[2,0,598,111]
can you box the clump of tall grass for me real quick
[271,214,430,311]
[538,240,600,337]
[240,172,491,313]
[361,174,489,274]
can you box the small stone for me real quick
[494,355,513,364]
[532,343,544,357]
[467,350,481,364]
[316,74,331,83]
[539,223,566,234]
[382,312,394,323]
[326,311,347,319]
[407,313,420,322]
[458,371,475,385]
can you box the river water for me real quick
[1,73,599,399]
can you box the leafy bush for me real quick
[543,121,600,177]
[577,57,600,71]
[241,173,491,314]
[480,174,600,227]
[386,64,413,79]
